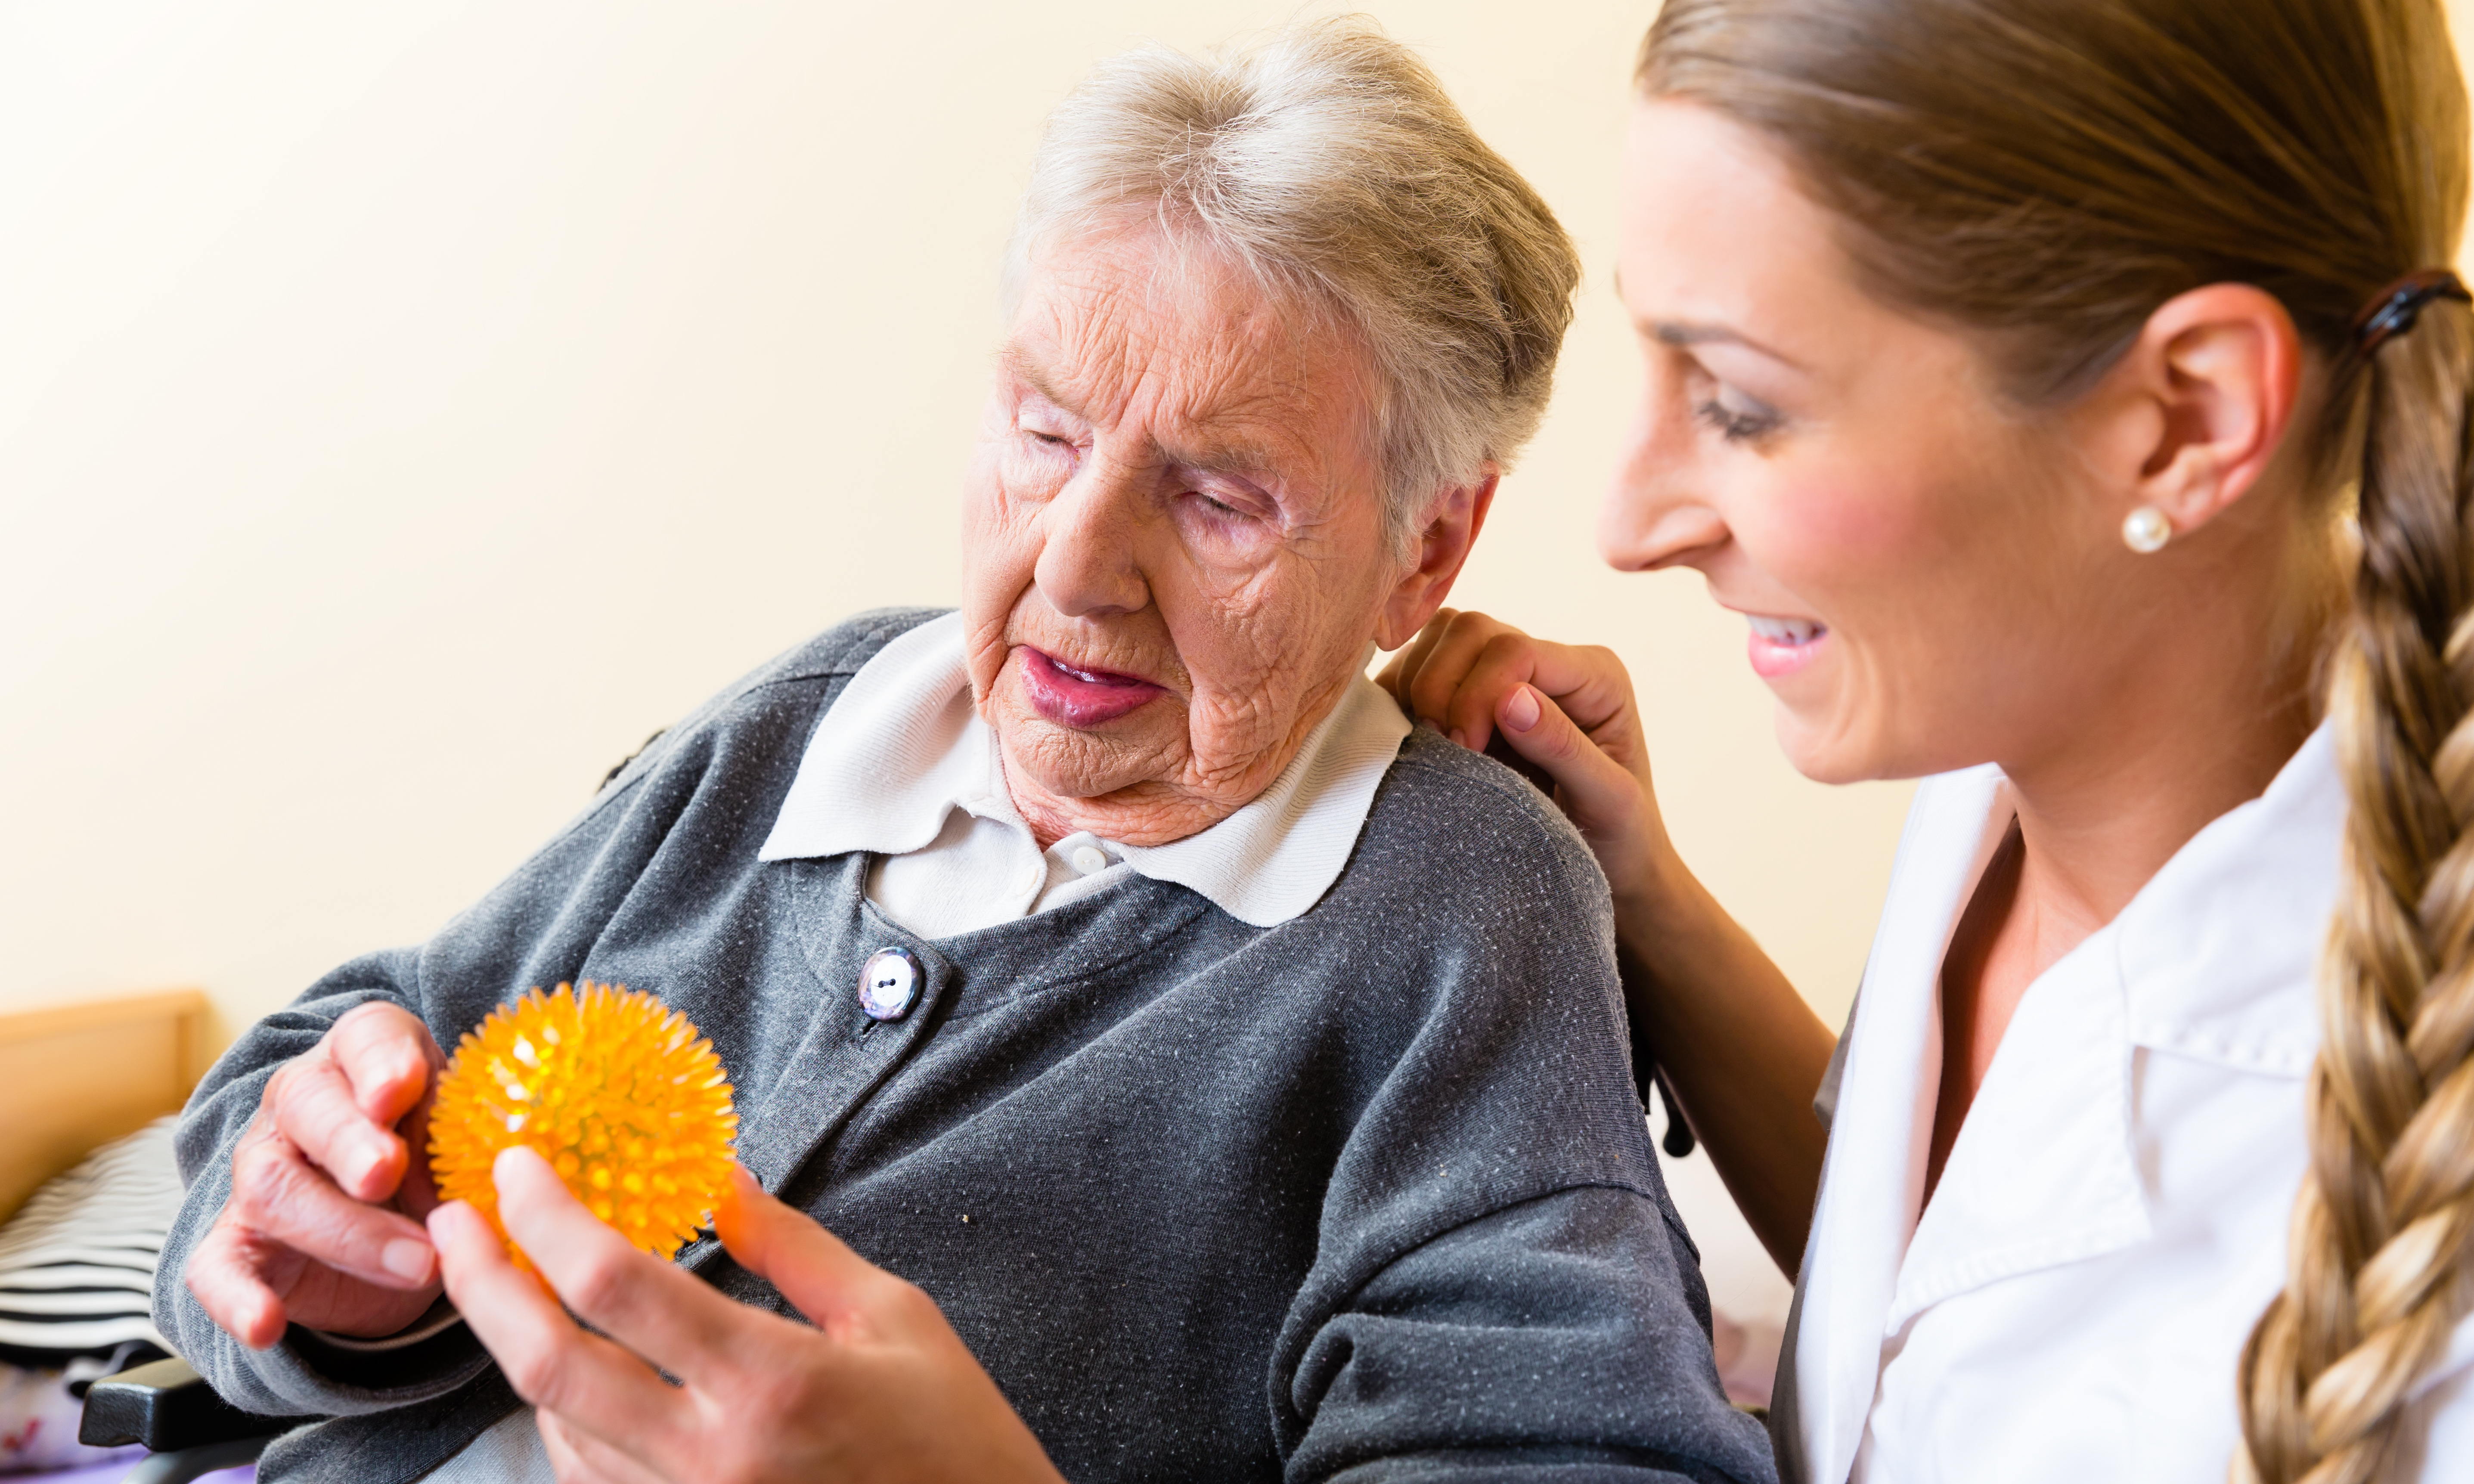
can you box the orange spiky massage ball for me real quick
[428,982,738,1266]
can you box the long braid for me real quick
[2237,301,2474,1484]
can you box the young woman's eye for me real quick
[1694,395,1784,446]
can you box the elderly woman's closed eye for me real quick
[966,227,1464,846]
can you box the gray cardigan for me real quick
[155,610,1776,1484]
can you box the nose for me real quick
[1032,457,1153,618]
[1598,394,1731,574]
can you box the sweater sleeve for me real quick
[1271,741,1779,1484]
[1286,1186,1772,1484]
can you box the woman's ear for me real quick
[2088,283,2302,540]
[1377,467,1499,650]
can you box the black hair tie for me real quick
[2353,268,2472,356]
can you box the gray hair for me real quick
[1002,17,1582,555]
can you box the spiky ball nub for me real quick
[428,982,738,1266]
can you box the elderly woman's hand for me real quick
[186,1001,448,1348]
[1380,609,1674,913]
[428,1150,1064,1484]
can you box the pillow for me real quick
[0,1117,182,1369]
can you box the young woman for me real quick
[1387,1,2474,1479]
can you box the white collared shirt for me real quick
[1794,726,2474,1484]
[756,611,1413,935]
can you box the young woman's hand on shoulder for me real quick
[1380,608,1674,913]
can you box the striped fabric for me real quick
[0,1118,180,1364]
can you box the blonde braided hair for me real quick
[2236,289,2474,1483]
[1638,1,2474,1476]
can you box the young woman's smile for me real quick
[1741,612,1829,678]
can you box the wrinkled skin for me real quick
[965,223,1494,846]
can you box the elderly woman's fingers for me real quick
[226,1122,439,1288]
[186,1180,444,1346]
[490,1147,749,1385]
[330,1003,449,1218]
[183,1211,304,1350]
[264,1047,412,1206]
[259,1002,441,1214]
[328,1001,447,1123]
[182,1007,455,1352]
[429,1200,691,1456]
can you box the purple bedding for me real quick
[24,1462,251,1483]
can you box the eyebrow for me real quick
[1611,267,1807,371]
[999,344,1075,410]
[1646,319,1806,372]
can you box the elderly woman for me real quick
[149,22,1770,1484]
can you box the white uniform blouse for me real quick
[1777,725,2474,1483]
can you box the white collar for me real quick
[756,612,1411,927]
[2115,723,2341,1076]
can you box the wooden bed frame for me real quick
[0,989,212,1225]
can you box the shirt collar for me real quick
[2115,721,2341,1077]
[756,611,1411,928]
[757,613,994,862]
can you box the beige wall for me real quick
[5,1,2468,1053]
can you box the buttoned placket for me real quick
[675,853,962,1275]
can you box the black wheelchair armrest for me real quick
[78,1356,287,1450]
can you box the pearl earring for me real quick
[2122,506,2172,554]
